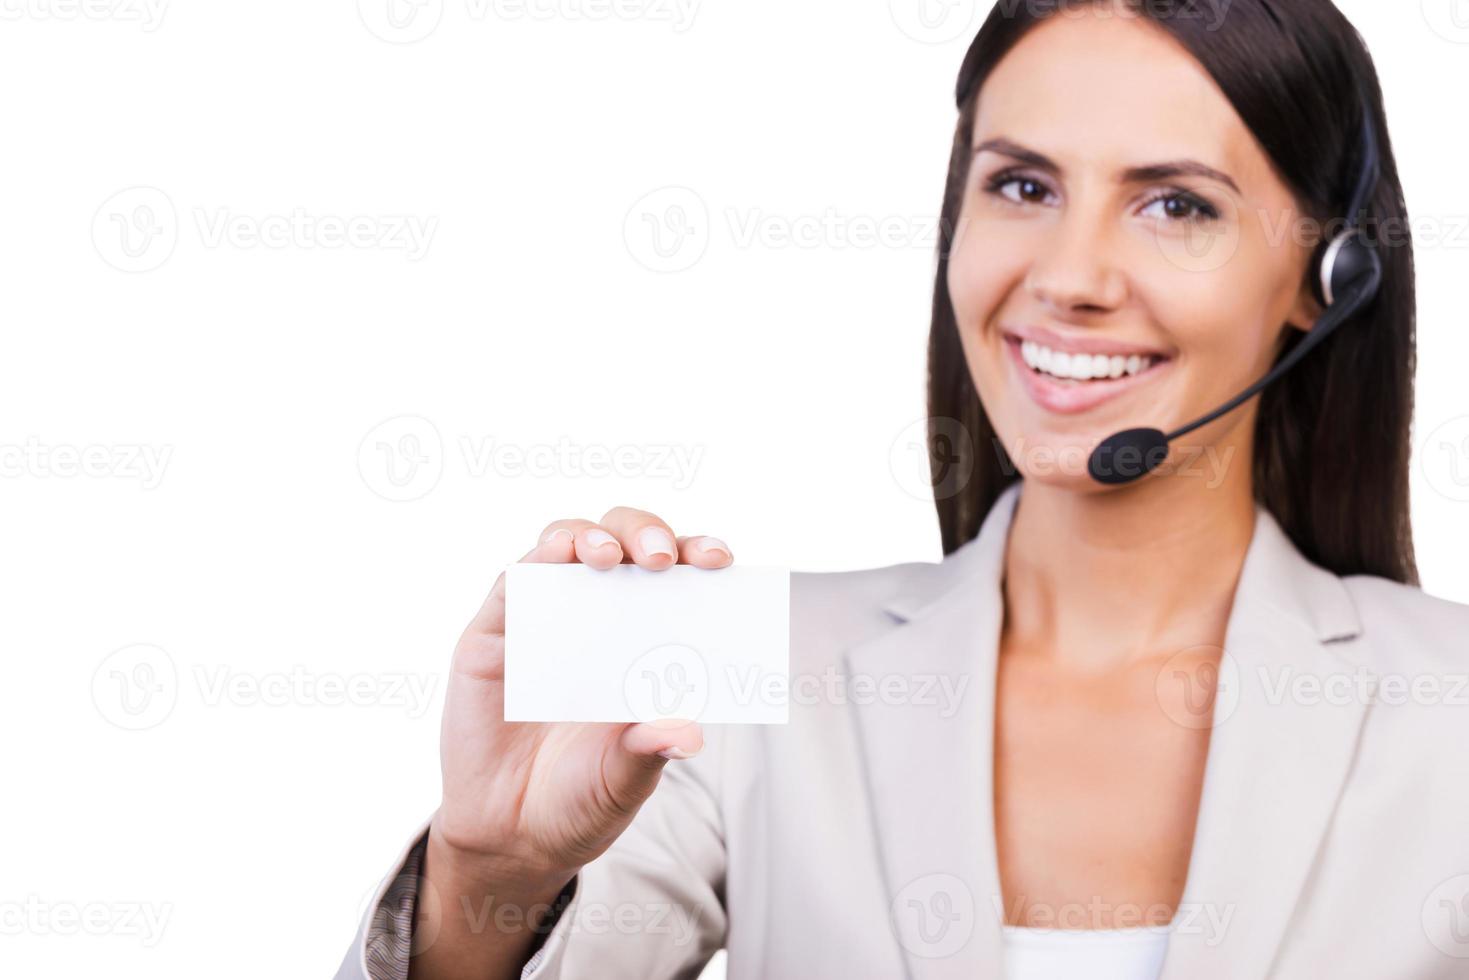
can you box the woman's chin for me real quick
[994,431,1111,486]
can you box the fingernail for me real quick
[657,746,699,760]
[638,527,676,560]
[586,528,619,551]
[541,528,574,545]
[695,536,730,558]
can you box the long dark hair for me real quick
[928,0,1418,585]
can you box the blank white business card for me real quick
[504,562,790,724]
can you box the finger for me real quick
[532,517,628,570]
[466,519,605,639]
[533,524,580,558]
[676,534,733,568]
[573,526,624,570]
[603,720,705,809]
[621,718,704,758]
[599,506,678,570]
[529,518,589,563]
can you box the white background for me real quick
[2,1,1467,977]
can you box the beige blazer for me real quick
[339,480,1469,980]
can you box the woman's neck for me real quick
[999,474,1257,674]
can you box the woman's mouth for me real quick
[1002,331,1174,415]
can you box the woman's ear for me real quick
[1286,274,1325,333]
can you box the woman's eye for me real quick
[980,172,1221,225]
[985,174,1053,206]
[1142,191,1221,224]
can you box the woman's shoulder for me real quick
[1335,576,1469,805]
[1339,573,1469,672]
[789,560,931,625]
[786,555,966,666]
[790,558,944,607]
[1336,576,1469,750]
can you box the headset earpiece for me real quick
[1312,227,1383,309]
[1310,89,1384,311]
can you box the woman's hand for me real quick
[410,507,731,980]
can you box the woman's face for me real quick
[947,8,1321,491]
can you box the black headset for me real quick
[954,59,1385,486]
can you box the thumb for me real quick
[602,720,705,808]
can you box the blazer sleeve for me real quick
[335,732,729,980]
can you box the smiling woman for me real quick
[932,0,1416,575]
[334,3,1469,980]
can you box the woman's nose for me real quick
[1022,206,1129,314]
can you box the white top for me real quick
[1001,924,1171,980]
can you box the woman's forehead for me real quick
[970,19,1271,196]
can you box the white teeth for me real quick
[1020,339,1158,381]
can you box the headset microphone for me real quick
[1085,93,1384,486]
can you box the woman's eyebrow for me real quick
[972,137,1241,194]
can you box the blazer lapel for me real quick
[1157,505,1367,980]
[843,480,1368,980]
[843,480,1021,979]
